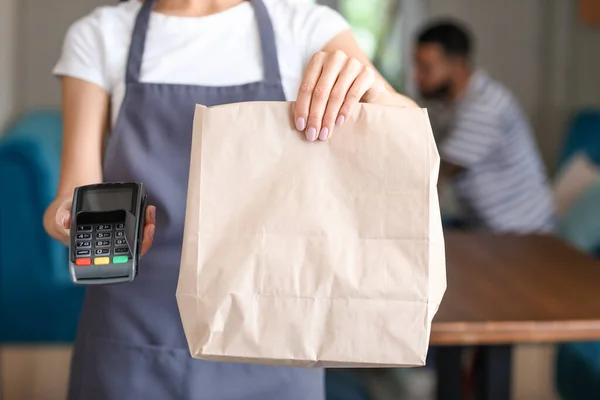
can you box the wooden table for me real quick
[431,232,600,400]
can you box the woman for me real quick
[44,0,417,399]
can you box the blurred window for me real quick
[296,0,405,91]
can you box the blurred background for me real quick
[2,0,600,399]
[3,0,600,169]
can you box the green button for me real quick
[113,256,129,264]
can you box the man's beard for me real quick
[420,79,453,101]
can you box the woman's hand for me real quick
[43,197,157,256]
[140,206,157,255]
[294,50,379,142]
[44,77,158,258]
[294,33,418,142]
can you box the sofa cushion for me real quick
[559,178,600,253]
[557,342,600,400]
[0,110,84,342]
[554,153,600,219]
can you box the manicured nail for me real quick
[306,127,317,141]
[295,117,306,131]
[336,115,345,125]
[319,127,329,140]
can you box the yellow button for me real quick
[94,257,110,265]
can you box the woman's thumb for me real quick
[55,200,72,230]
[61,213,71,229]
[361,86,382,104]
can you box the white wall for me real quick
[426,0,545,116]
[424,0,600,172]
[425,0,565,169]
[0,0,18,131]
[17,0,107,111]
[0,0,106,132]
[573,23,600,108]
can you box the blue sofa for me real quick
[0,110,84,342]
[558,109,600,168]
[326,370,372,400]
[555,109,600,400]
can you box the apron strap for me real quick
[126,0,155,84]
[250,0,282,84]
[125,0,283,85]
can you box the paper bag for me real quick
[177,101,446,367]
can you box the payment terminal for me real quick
[69,182,147,285]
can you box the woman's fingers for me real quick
[305,51,347,141]
[294,50,378,141]
[320,57,363,140]
[140,224,155,256]
[294,52,326,137]
[54,199,72,242]
[51,198,157,257]
[146,205,156,225]
[337,66,377,126]
[141,205,156,257]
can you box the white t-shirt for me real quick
[53,0,350,127]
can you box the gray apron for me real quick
[67,1,324,398]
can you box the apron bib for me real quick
[67,1,324,398]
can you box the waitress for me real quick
[44,0,417,399]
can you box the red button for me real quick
[76,258,91,266]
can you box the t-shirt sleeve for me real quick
[441,104,504,168]
[288,2,351,66]
[52,11,110,92]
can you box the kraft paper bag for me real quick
[177,101,446,367]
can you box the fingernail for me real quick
[62,216,69,228]
[336,115,345,125]
[295,117,306,131]
[150,206,156,220]
[319,127,329,140]
[306,127,317,141]
[149,225,155,239]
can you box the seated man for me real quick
[414,20,555,234]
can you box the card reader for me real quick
[69,182,147,285]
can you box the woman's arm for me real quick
[58,77,108,194]
[43,77,108,243]
[294,29,419,141]
[44,76,156,253]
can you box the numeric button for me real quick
[97,224,112,231]
[76,241,91,248]
[116,223,125,230]
[115,231,125,238]
[77,225,92,232]
[95,240,111,247]
[76,233,91,240]
[115,247,129,254]
[95,248,110,256]
[115,239,127,246]
[96,232,112,239]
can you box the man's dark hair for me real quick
[417,20,473,59]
